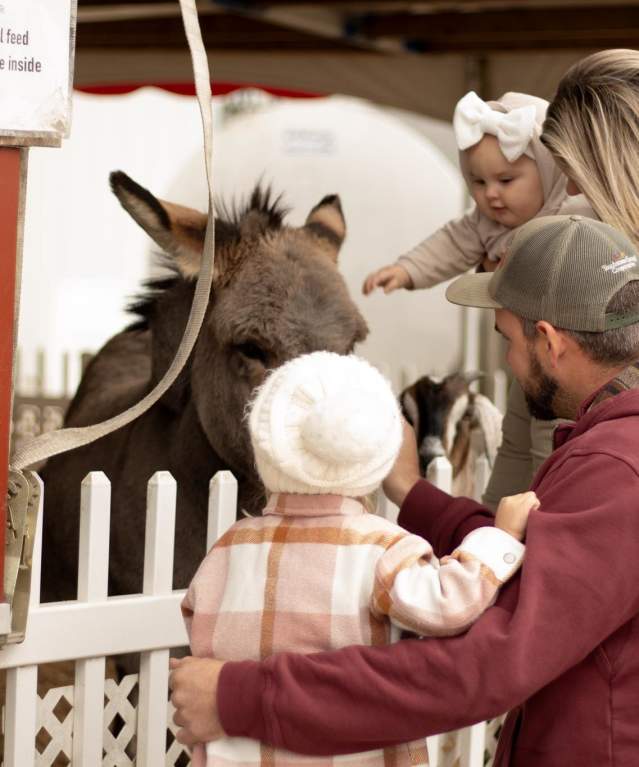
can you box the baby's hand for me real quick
[362,264,412,295]
[494,491,540,541]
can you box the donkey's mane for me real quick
[218,184,289,234]
[125,185,289,331]
[126,269,181,332]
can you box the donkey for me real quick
[400,373,502,498]
[40,172,368,603]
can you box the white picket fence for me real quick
[0,463,499,766]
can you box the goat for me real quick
[400,373,502,500]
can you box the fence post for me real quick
[207,471,238,550]
[426,456,453,494]
[461,721,487,767]
[73,472,111,766]
[3,474,43,767]
[137,471,177,767]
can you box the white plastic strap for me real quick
[12,0,215,470]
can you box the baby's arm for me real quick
[371,522,527,637]
[363,209,487,295]
[362,263,413,295]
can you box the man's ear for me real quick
[535,321,568,368]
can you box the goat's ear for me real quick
[459,370,484,385]
[110,171,209,280]
[304,194,346,263]
[400,387,420,432]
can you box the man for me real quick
[170,215,639,766]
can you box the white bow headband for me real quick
[453,91,538,163]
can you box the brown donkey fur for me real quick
[40,172,368,608]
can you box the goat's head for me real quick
[400,372,481,477]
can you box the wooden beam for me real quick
[352,5,639,50]
[75,2,639,52]
[76,13,359,49]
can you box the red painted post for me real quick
[0,147,24,600]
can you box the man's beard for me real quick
[522,347,559,421]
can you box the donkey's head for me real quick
[111,172,369,480]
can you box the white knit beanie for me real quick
[248,352,402,496]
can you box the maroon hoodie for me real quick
[218,383,639,767]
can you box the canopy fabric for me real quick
[73,1,629,120]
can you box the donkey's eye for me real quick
[234,341,268,365]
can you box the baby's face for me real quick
[464,135,544,228]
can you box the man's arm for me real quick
[383,418,495,557]
[217,454,639,755]
[397,479,495,556]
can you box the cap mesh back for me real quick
[493,215,639,331]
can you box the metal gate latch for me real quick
[2,470,40,645]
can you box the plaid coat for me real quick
[182,493,524,766]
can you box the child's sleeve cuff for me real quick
[457,527,525,582]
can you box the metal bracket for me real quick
[2,469,40,645]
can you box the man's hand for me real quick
[169,656,226,746]
[382,418,421,506]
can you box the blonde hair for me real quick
[542,49,639,246]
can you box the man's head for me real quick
[447,215,639,419]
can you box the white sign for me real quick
[0,0,75,138]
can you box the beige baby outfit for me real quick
[396,92,595,289]
[396,92,593,504]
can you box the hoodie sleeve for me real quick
[396,207,486,289]
[371,528,524,636]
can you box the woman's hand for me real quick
[362,264,413,295]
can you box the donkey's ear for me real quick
[110,171,208,279]
[304,194,346,263]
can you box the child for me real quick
[362,90,594,294]
[181,351,537,766]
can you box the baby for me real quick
[363,90,593,294]
[181,351,538,766]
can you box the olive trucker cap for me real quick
[446,214,639,332]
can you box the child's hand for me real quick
[495,491,540,541]
[362,264,413,295]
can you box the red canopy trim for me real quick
[75,82,324,99]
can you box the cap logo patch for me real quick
[602,252,638,274]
